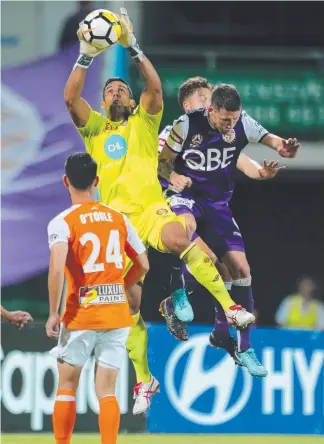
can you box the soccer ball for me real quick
[80,9,122,50]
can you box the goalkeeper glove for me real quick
[118,8,144,61]
[74,24,107,70]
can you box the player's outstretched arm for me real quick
[136,54,163,115]
[242,112,299,159]
[64,26,107,127]
[46,243,68,338]
[118,8,162,115]
[64,68,91,127]
[1,305,33,329]
[237,152,286,180]
[261,134,300,159]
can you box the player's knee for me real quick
[174,239,192,255]
[57,370,80,392]
[169,234,191,255]
[95,366,118,399]
[57,381,79,392]
[161,222,191,254]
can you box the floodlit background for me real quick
[1,1,324,442]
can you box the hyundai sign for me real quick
[147,326,324,435]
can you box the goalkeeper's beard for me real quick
[108,102,132,121]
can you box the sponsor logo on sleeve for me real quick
[49,234,59,243]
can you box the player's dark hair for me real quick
[65,153,97,190]
[103,77,133,99]
[211,83,241,111]
[178,77,212,110]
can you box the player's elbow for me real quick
[64,97,75,112]
[64,86,78,111]
[152,82,162,96]
[152,88,163,105]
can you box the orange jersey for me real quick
[47,201,145,330]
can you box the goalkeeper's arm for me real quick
[64,68,91,128]
[64,27,106,127]
[118,8,163,116]
[135,54,163,116]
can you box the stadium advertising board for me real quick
[147,326,324,435]
[1,324,145,433]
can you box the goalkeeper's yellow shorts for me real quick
[123,199,186,281]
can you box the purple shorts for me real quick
[168,193,245,259]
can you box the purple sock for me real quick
[169,256,185,294]
[214,300,230,335]
[167,296,174,311]
[231,279,254,352]
[169,232,198,294]
[212,281,232,345]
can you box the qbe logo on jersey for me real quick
[104,135,127,160]
[147,326,324,434]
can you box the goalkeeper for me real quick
[64,8,255,415]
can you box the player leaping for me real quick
[158,81,299,376]
[157,78,285,348]
[64,8,255,415]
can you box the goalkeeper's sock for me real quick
[180,244,235,312]
[53,389,76,444]
[126,313,151,383]
[99,395,120,444]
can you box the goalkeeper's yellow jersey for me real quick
[77,103,163,215]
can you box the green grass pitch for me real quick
[1,434,323,444]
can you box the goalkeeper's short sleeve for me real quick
[77,110,106,155]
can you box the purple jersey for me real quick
[164,108,268,203]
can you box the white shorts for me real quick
[50,324,130,368]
